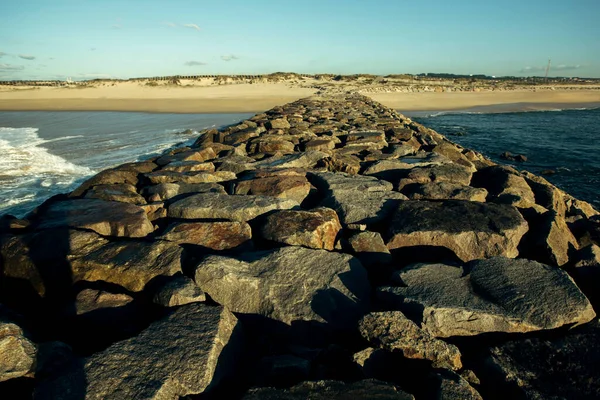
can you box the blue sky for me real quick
[1,0,599,80]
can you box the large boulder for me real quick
[158,221,252,250]
[70,240,183,292]
[471,166,535,208]
[83,183,146,205]
[401,182,487,202]
[259,207,341,250]
[359,311,462,370]
[142,182,226,201]
[144,170,236,185]
[379,258,595,337]
[386,200,528,262]
[168,193,299,222]
[0,319,37,382]
[36,199,154,238]
[233,175,311,204]
[396,163,474,191]
[36,304,241,399]
[194,246,369,328]
[310,172,408,227]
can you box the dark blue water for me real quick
[409,107,600,209]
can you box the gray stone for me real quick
[73,289,134,315]
[243,379,414,400]
[472,166,535,208]
[153,275,206,307]
[252,151,328,169]
[379,258,595,337]
[0,320,36,382]
[429,370,483,400]
[70,240,183,292]
[36,304,240,399]
[37,199,155,238]
[396,163,474,191]
[195,246,369,327]
[260,207,341,250]
[359,311,462,370]
[144,170,236,185]
[160,161,215,173]
[348,231,392,266]
[168,193,299,222]
[386,200,528,262]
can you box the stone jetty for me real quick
[1,94,599,399]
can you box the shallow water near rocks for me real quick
[0,111,253,217]
[408,106,600,209]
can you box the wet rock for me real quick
[348,231,392,266]
[168,193,299,222]
[36,199,155,238]
[0,320,37,382]
[142,182,225,201]
[70,240,183,292]
[158,221,252,250]
[387,200,528,262]
[153,275,206,307]
[310,172,407,227]
[144,170,236,185]
[359,311,462,370]
[243,379,414,400]
[485,321,600,400]
[233,175,311,204]
[379,258,595,337]
[195,246,369,328]
[401,182,488,202]
[73,289,134,316]
[500,151,527,162]
[83,183,146,205]
[260,207,341,250]
[36,304,241,399]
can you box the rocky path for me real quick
[1,94,599,399]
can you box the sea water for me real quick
[0,111,253,217]
[408,106,600,209]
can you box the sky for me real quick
[1,0,599,80]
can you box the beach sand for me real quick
[1,79,599,113]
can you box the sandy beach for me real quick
[1,77,599,113]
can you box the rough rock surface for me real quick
[153,275,206,307]
[0,320,37,382]
[159,221,252,250]
[36,199,155,238]
[359,311,462,370]
[35,304,240,399]
[260,207,341,250]
[168,192,299,221]
[195,246,369,327]
[386,200,528,262]
[379,258,595,337]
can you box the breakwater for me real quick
[1,94,599,399]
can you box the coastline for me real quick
[1,81,599,113]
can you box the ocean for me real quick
[408,106,600,209]
[0,111,253,217]
[1,107,598,218]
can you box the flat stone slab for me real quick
[70,240,183,292]
[387,200,528,262]
[379,258,595,337]
[402,182,488,202]
[36,304,240,399]
[37,199,155,238]
[168,193,299,222]
[195,246,369,328]
[158,221,252,250]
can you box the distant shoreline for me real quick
[1,79,599,113]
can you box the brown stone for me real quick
[233,175,311,204]
[159,221,252,250]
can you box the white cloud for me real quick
[554,64,583,71]
[519,65,545,73]
[221,54,240,62]
[184,61,207,66]
[18,54,35,60]
[183,23,201,31]
[0,63,24,71]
